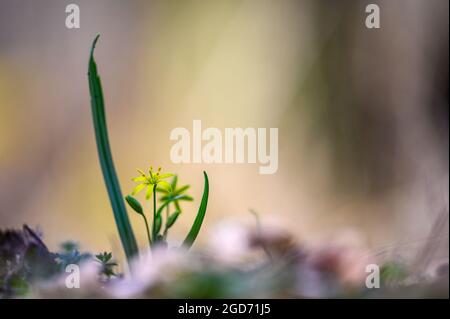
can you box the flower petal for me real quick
[132,176,146,182]
[157,180,172,192]
[145,185,154,200]
[159,173,174,179]
[131,183,146,195]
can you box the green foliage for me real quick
[88,35,209,258]
[95,252,118,279]
[125,195,144,215]
[60,241,79,252]
[380,261,408,284]
[166,211,180,228]
[126,171,209,251]
[182,171,209,249]
[125,195,152,247]
[0,226,59,298]
[95,251,113,263]
[56,241,91,271]
[154,212,163,236]
[157,175,193,213]
[88,35,138,264]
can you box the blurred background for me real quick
[0,0,448,266]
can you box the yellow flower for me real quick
[131,166,173,200]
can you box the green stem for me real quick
[163,205,169,240]
[142,214,152,248]
[152,184,157,242]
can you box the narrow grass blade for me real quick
[182,171,209,249]
[88,35,139,263]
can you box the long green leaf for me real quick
[156,194,193,216]
[182,171,209,249]
[88,35,139,263]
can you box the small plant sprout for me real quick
[95,252,118,280]
[131,167,174,243]
[56,241,91,271]
[157,175,193,239]
[126,167,209,251]
[158,175,193,212]
[89,35,209,264]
